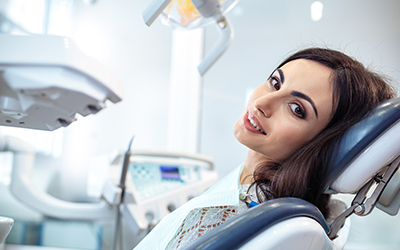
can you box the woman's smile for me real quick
[243,110,266,135]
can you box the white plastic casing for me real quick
[331,121,400,193]
[2,135,115,220]
[239,216,350,250]
[0,217,13,244]
[0,34,123,131]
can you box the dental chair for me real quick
[184,97,400,250]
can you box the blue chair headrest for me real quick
[325,97,400,192]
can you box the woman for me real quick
[133,48,395,250]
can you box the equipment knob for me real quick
[167,203,176,212]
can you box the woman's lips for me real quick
[243,110,266,135]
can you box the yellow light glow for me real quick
[164,0,226,27]
[165,0,200,26]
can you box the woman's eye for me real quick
[270,77,281,90]
[289,103,305,118]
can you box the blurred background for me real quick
[0,0,399,249]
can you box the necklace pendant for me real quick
[239,191,259,208]
[239,192,249,202]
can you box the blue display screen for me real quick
[160,166,180,180]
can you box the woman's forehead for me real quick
[280,59,332,77]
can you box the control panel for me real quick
[106,151,219,236]
[129,160,202,201]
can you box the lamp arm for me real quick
[197,16,233,75]
[142,0,173,26]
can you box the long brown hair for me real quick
[251,48,396,217]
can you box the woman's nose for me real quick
[253,92,278,118]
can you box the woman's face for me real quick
[234,59,334,163]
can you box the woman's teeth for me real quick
[248,114,266,135]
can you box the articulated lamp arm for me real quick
[142,0,234,75]
[197,15,233,75]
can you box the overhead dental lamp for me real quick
[142,0,239,75]
[0,34,123,131]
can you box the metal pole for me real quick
[112,136,135,250]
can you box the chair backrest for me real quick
[325,97,400,195]
[324,97,400,216]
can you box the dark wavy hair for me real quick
[250,48,396,218]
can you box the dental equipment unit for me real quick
[0,134,218,248]
[142,0,239,75]
[105,149,219,248]
[0,34,219,249]
[0,33,123,245]
[184,97,400,250]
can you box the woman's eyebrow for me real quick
[277,68,285,83]
[291,91,319,117]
